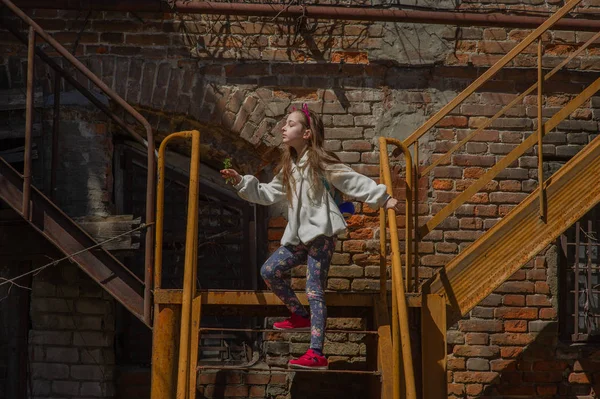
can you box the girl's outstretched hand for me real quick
[384,197,402,213]
[220,169,242,185]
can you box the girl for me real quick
[220,104,401,370]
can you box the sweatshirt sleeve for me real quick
[325,163,390,209]
[233,172,286,206]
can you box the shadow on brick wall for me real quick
[462,323,600,397]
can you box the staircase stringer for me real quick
[0,157,147,323]
[425,129,600,321]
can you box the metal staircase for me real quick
[0,0,156,326]
[388,0,600,397]
[150,131,424,399]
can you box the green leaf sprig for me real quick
[223,158,234,184]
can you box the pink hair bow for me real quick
[291,103,311,125]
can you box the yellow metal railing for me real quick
[379,137,416,399]
[376,1,600,397]
[403,0,595,241]
[378,3,600,311]
[154,130,201,399]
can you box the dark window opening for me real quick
[559,207,600,343]
[113,143,265,366]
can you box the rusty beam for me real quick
[0,156,147,323]
[50,71,60,200]
[9,0,600,32]
[22,26,34,221]
[154,289,423,308]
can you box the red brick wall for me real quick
[2,2,600,397]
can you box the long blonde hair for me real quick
[275,108,342,203]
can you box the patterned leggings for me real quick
[260,235,335,351]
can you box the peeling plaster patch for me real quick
[374,88,459,162]
[374,23,454,66]
[375,99,431,161]
[428,89,460,114]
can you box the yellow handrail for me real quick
[403,0,582,148]
[420,29,600,178]
[379,137,415,399]
[154,130,201,399]
[400,4,600,240]
[419,74,600,239]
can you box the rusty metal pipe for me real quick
[51,71,60,200]
[10,0,600,32]
[157,131,200,399]
[22,26,34,220]
[2,0,156,326]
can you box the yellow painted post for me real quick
[374,298,394,399]
[538,39,546,221]
[379,163,388,299]
[154,130,201,399]
[392,283,401,399]
[187,132,202,398]
[412,141,419,293]
[176,131,201,399]
[152,131,198,399]
[151,304,181,399]
[421,294,447,399]
[188,295,202,398]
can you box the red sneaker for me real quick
[273,313,310,331]
[289,349,328,370]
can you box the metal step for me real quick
[0,155,147,324]
[154,288,422,309]
[426,130,600,321]
[196,365,380,376]
[199,327,379,335]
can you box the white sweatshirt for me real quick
[234,151,389,246]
